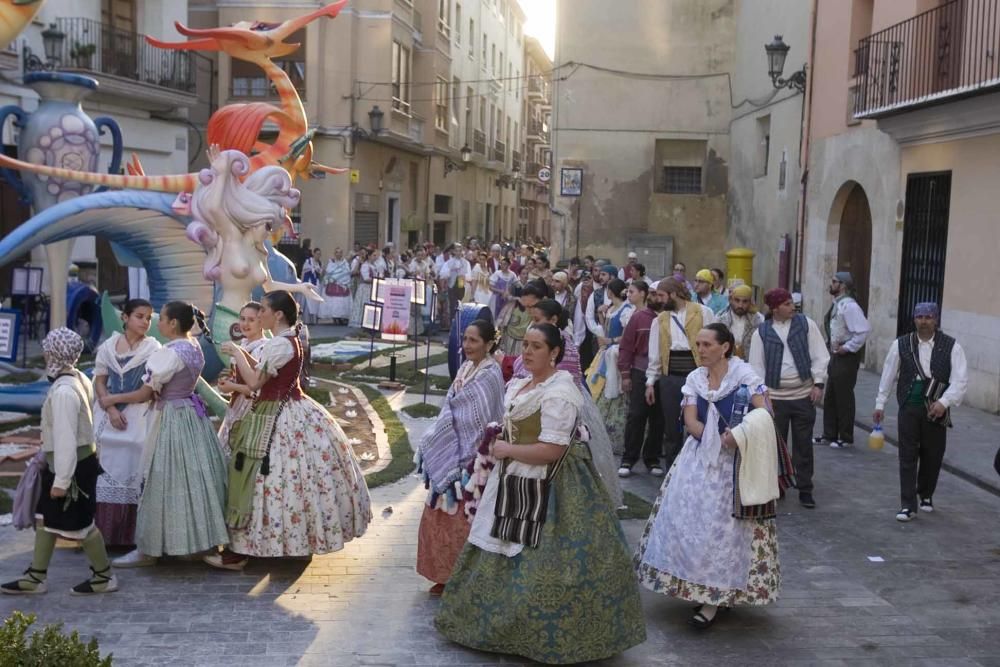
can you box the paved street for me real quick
[3,404,1000,666]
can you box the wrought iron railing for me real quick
[854,0,1000,117]
[511,149,521,171]
[45,18,195,93]
[473,129,486,155]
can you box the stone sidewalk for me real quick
[4,405,1000,664]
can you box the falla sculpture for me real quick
[0,3,353,416]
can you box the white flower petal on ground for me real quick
[345,409,358,418]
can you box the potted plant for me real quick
[0,611,113,666]
[70,41,96,69]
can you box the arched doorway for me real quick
[836,184,872,313]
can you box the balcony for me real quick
[473,129,486,155]
[527,119,549,144]
[527,77,546,99]
[492,139,506,163]
[854,0,1000,118]
[511,149,521,171]
[526,161,542,178]
[42,18,196,104]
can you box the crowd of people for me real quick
[3,241,971,665]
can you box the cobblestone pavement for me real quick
[3,417,1000,666]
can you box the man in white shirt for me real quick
[645,277,715,472]
[816,271,871,449]
[873,302,967,522]
[439,243,471,326]
[749,288,829,509]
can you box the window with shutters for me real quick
[392,41,411,114]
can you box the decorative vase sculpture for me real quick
[0,71,122,332]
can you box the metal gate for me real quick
[353,211,379,248]
[896,172,951,336]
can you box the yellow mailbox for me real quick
[725,247,755,289]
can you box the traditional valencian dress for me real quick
[585,300,634,455]
[415,357,504,584]
[226,328,372,557]
[92,333,160,546]
[137,339,229,557]
[319,258,353,322]
[349,260,374,328]
[635,358,781,607]
[435,370,646,664]
[217,336,267,456]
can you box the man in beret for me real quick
[873,302,967,522]
[816,271,871,449]
[749,288,829,508]
[716,283,764,361]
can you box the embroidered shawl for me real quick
[417,358,505,513]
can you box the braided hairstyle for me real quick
[162,301,213,343]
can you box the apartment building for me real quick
[520,35,551,245]
[552,0,736,276]
[191,0,525,254]
[0,0,198,296]
[804,0,1000,411]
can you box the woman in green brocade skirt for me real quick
[435,324,645,665]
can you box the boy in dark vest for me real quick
[873,302,967,522]
[749,289,830,509]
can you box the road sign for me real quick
[538,167,551,183]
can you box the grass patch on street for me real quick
[0,371,43,384]
[617,491,653,520]
[354,384,416,489]
[401,402,441,419]
[0,415,41,434]
[341,351,451,387]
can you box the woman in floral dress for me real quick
[436,324,645,664]
[206,290,372,569]
[635,323,780,629]
[92,298,160,547]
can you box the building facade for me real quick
[552,0,736,277]
[519,35,551,246]
[0,0,198,297]
[191,0,526,258]
[804,0,1000,412]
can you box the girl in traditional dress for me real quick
[470,252,492,306]
[585,278,634,455]
[92,298,160,547]
[217,302,266,455]
[2,329,118,596]
[110,302,229,567]
[435,324,645,664]
[495,283,538,356]
[488,257,516,318]
[349,248,373,328]
[635,323,781,629]
[510,299,624,509]
[415,319,504,595]
[301,248,324,324]
[319,248,353,325]
[206,291,372,569]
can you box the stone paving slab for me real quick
[3,407,1000,664]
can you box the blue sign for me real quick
[0,309,21,363]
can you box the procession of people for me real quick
[3,234,974,665]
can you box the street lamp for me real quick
[444,144,473,177]
[24,23,66,73]
[367,105,384,135]
[764,35,806,93]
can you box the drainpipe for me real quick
[795,0,819,292]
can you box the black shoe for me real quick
[799,492,816,509]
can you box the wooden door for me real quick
[101,0,136,78]
[837,185,872,313]
[897,172,951,335]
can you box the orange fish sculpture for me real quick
[0,1,348,193]
[0,0,45,52]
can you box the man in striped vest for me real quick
[749,288,829,509]
[644,277,715,471]
[873,302,967,522]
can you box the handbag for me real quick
[325,282,350,297]
[12,449,47,530]
[909,334,952,426]
[490,428,573,549]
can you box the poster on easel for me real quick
[0,309,21,363]
[380,282,412,342]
